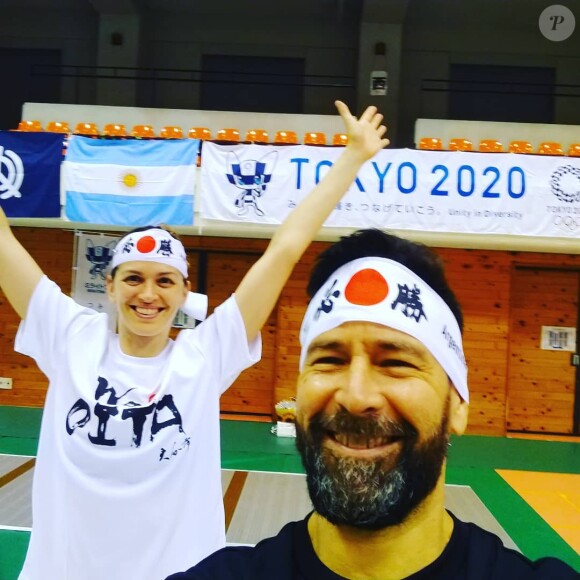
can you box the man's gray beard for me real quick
[296,406,450,530]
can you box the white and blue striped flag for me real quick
[63,136,199,226]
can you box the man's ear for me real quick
[448,387,469,435]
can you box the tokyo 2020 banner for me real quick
[200,144,580,239]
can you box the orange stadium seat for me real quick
[17,120,43,132]
[418,137,443,150]
[448,138,473,151]
[245,129,269,143]
[537,141,564,156]
[332,133,348,146]
[74,122,100,136]
[508,140,533,154]
[159,126,184,139]
[274,130,298,145]
[103,123,127,137]
[46,121,70,133]
[215,128,240,142]
[188,127,212,140]
[131,124,156,138]
[478,139,503,152]
[304,131,327,146]
[568,143,580,157]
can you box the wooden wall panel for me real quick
[0,228,75,407]
[1,227,579,438]
[506,268,578,434]
[203,250,276,416]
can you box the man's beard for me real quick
[296,404,450,530]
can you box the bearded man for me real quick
[168,229,578,579]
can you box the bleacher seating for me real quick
[479,139,503,153]
[46,121,70,133]
[274,130,298,144]
[74,122,100,136]
[245,129,269,143]
[303,132,326,145]
[418,137,443,150]
[448,138,473,151]
[537,141,564,156]
[16,120,43,132]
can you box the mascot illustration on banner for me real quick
[225,150,278,217]
[85,238,116,279]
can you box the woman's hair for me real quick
[307,228,464,331]
[124,224,182,240]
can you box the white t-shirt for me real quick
[16,276,261,580]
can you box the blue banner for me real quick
[0,131,64,217]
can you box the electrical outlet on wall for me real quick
[0,377,13,389]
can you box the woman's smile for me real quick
[131,305,165,318]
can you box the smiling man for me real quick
[167,229,578,580]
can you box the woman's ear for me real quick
[105,274,115,303]
[183,279,191,301]
[448,387,469,435]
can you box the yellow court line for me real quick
[496,469,580,554]
[0,458,36,489]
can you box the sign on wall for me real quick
[73,231,119,322]
[540,326,577,351]
[201,144,580,239]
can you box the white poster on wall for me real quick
[73,231,119,322]
[540,326,577,351]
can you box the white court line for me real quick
[0,525,31,532]
[222,467,306,477]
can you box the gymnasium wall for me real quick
[1,226,578,436]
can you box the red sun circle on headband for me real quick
[136,235,157,254]
[344,269,389,306]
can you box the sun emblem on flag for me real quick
[121,171,139,188]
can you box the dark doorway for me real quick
[0,48,61,130]
[201,55,304,114]
[448,64,555,123]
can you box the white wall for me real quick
[22,102,345,138]
[414,119,580,151]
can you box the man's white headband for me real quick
[111,228,208,321]
[300,257,468,402]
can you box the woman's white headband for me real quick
[112,228,188,277]
[111,228,208,321]
[300,257,468,402]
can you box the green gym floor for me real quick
[0,405,579,578]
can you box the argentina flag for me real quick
[0,131,63,217]
[63,136,199,226]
